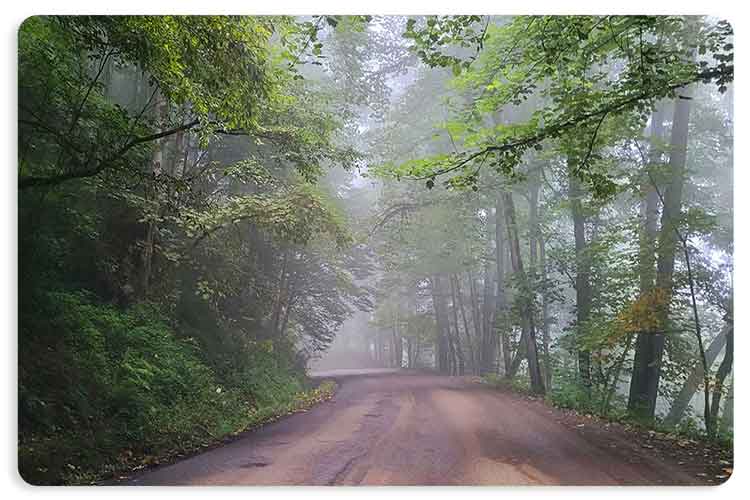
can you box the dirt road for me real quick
[126,371,702,485]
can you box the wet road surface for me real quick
[126,371,698,485]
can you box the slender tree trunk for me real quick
[708,322,733,439]
[529,169,540,270]
[664,326,728,425]
[451,306,465,376]
[414,336,421,368]
[271,250,290,336]
[407,338,413,369]
[445,321,456,375]
[539,235,552,390]
[279,290,295,338]
[453,274,476,373]
[481,266,494,375]
[601,334,635,415]
[139,89,167,299]
[495,195,511,375]
[481,216,496,375]
[431,275,450,373]
[503,192,545,394]
[467,269,482,353]
[568,160,592,397]
[529,168,552,387]
[392,328,400,368]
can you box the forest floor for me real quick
[119,371,732,486]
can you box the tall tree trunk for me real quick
[453,274,476,373]
[431,275,450,373]
[392,306,402,368]
[139,89,167,299]
[445,321,456,375]
[528,168,540,270]
[278,259,297,339]
[467,269,482,353]
[503,192,545,394]
[414,336,421,368]
[406,337,413,369]
[629,104,666,414]
[271,250,290,336]
[539,235,552,390]
[568,160,592,397]
[529,167,551,387]
[481,212,497,376]
[495,195,511,375]
[279,291,295,338]
[451,310,465,375]
[481,260,495,375]
[392,328,400,368]
[629,86,693,418]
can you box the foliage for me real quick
[18,290,330,485]
[481,373,534,395]
[389,16,733,198]
[18,15,374,484]
[182,183,353,251]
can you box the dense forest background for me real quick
[18,15,732,485]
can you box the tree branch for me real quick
[19,119,201,189]
[411,68,727,183]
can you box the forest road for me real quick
[126,371,699,486]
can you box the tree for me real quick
[503,191,545,394]
[628,84,694,419]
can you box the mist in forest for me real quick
[18,15,732,485]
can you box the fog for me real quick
[18,15,733,484]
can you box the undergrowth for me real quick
[479,373,733,450]
[18,290,337,485]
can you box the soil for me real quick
[120,370,732,486]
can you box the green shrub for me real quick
[481,373,532,394]
[18,290,322,485]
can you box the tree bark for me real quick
[629,104,666,414]
[664,326,728,426]
[138,89,168,299]
[568,159,592,396]
[431,275,451,373]
[448,280,466,375]
[539,234,553,390]
[495,195,511,375]
[628,86,693,418]
[453,274,477,373]
[503,192,545,394]
[708,321,733,438]
[481,248,496,376]
[467,269,482,355]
